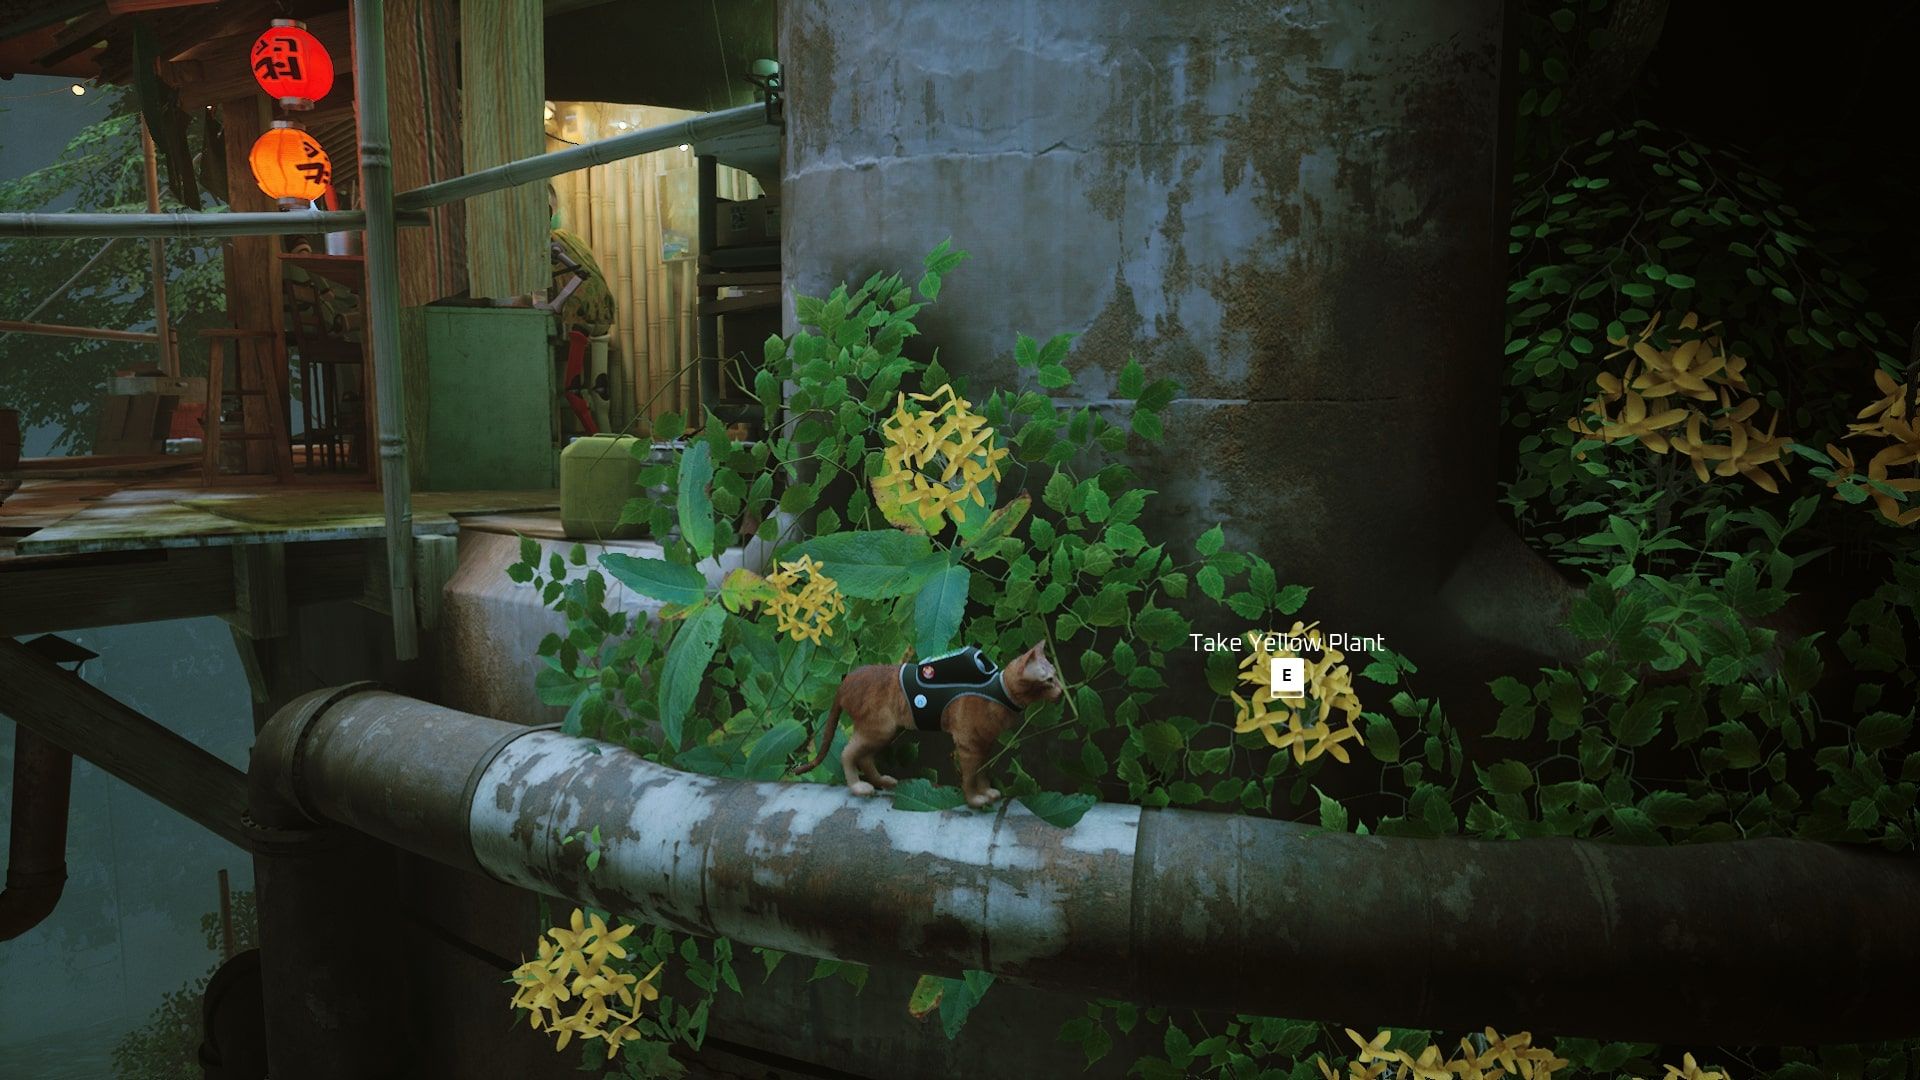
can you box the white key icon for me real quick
[1270,657,1306,700]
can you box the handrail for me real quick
[393,103,767,212]
[252,686,1920,1051]
[0,209,432,240]
[0,318,159,345]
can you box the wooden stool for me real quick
[201,328,294,484]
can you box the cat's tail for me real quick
[789,700,843,776]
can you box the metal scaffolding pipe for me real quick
[354,0,419,661]
[254,686,1920,1047]
[0,209,431,240]
[0,727,73,941]
[393,103,766,212]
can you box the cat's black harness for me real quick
[899,646,1022,732]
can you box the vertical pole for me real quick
[217,867,235,960]
[139,121,176,376]
[695,153,717,423]
[354,0,419,661]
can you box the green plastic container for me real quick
[560,435,651,540]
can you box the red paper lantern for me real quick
[250,19,333,110]
[249,122,333,207]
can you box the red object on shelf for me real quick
[170,402,208,439]
[562,330,598,435]
[250,20,333,109]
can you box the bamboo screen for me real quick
[388,0,466,307]
[461,0,545,299]
[546,103,763,436]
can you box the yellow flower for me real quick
[1661,1052,1730,1080]
[1234,624,1365,766]
[591,1013,643,1061]
[582,911,636,967]
[636,961,665,1005]
[763,555,846,644]
[1346,1029,1394,1064]
[1394,1044,1454,1080]
[873,384,1010,528]
[508,937,572,1017]
[1576,312,1789,492]
[545,908,595,978]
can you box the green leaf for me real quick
[1018,791,1098,828]
[518,534,540,566]
[1315,786,1349,832]
[1857,712,1913,752]
[1610,696,1664,748]
[1042,472,1074,512]
[1490,676,1530,707]
[1195,524,1224,557]
[743,718,808,779]
[961,493,1031,554]
[1105,522,1147,554]
[600,554,709,606]
[1364,714,1401,762]
[787,530,938,598]
[908,974,945,1019]
[913,563,971,655]
[1117,357,1145,398]
[891,778,967,812]
[678,440,718,559]
[1478,760,1535,795]
[659,602,728,750]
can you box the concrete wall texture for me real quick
[781,0,1510,656]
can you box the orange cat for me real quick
[791,643,1063,808]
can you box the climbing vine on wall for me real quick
[510,240,1920,1080]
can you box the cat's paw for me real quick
[875,774,899,789]
[849,780,878,798]
[986,787,1002,802]
[966,792,997,809]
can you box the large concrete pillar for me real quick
[782,2,1534,664]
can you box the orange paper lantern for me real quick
[250,19,333,109]
[249,123,332,206]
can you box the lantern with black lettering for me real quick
[249,122,332,208]
[250,19,333,110]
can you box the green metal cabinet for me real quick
[414,305,555,491]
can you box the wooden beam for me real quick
[413,533,457,630]
[0,638,251,850]
[227,540,288,639]
[0,541,376,637]
[0,548,232,636]
[357,535,453,629]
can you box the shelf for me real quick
[698,245,779,271]
[281,252,367,290]
[697,294,780,317]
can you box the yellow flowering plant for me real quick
[1570,312,1792,493]
[508,907,661,1062]
[871,383,1012,532]
[1231,623,1366,766]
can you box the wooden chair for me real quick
[283,277,368,473]
[200,328,294,484]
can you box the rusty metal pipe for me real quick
[255,686,1920,1046]
[0,727,73,940]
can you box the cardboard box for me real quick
[713,197,780,249]
[95,393,177,456]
